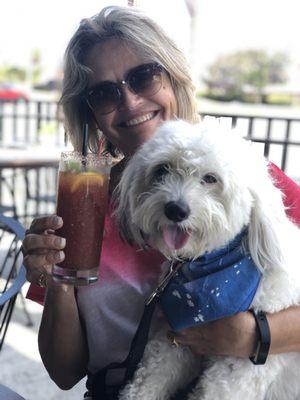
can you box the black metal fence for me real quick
[0,100,299,174]
[0,164,58,227]
[0,99,65,147]
[200,112,300,175]
[0,99,299,223]
[0,100,64,224]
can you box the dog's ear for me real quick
[117,206,148,248]
[247,173,286,272]
[112,161,149,249]
[112,168,135,245]
[117,206,135,245]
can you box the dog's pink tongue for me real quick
[162,226,191,250]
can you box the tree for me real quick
[203,49,289,102]
[30,48,42,84]
[0,65,27,82]
[0,48,43,85]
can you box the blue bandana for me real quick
[159,229,262,331]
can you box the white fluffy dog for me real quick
[114,119,300,400]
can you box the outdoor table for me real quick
[0,146,61,222]
[0,146,60,168]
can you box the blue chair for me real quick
[0,174,18,218]
[0,214,26,352]
[0,383,25,399]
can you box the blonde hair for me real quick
[60,5,199,156]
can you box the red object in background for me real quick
[0,84,29,101]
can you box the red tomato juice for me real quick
[56,170,110,270]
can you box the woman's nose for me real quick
[119,85,143,110]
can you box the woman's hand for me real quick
[169,311,257,358]
[168,307,300,358]
[22,215,66,286]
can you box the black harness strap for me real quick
[86,297,158,399]
[86,261,182,399]
[124,295,159,381]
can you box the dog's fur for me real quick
[114,119,300,400]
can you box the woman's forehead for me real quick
[85,38,152,84]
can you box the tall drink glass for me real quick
[52,151,112,285]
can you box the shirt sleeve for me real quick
[268,162,300,226]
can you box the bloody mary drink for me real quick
[52,151,112,285]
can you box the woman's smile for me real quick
[85,39,178,156]
[119,110,158,128]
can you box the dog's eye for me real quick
[201,173,217,184]
[152,163,169,182]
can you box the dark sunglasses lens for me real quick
[129,64,163,96]
[88,82,121,114]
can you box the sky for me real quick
[1,0,300,85]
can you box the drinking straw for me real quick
[82,121,89,157]
[97,136,104,157]
[81,104,89,157]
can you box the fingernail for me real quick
[55,237,66,247]
[53,216,62,226]
[54,251,65,262]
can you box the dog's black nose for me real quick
[164,201,190,222]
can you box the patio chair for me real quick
[0,173,18,218]
[24,165,57,221]
[0,383,25,400]
[0,214,27,352]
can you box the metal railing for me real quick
[200,111,300,177]
[0,100,299,174]
[0,99,63,224]
[0,99,66,147]
[0,100,299,223]
[0,165,58,226]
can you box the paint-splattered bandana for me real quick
[159,229,262,331]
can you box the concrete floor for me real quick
[0,283,86,400]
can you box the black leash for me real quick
[86,297,158,399]
[86,261,182,399]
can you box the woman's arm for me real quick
[170,307,300,358]
[23,216,89,389]
[169,311,257,357]
[38,283,88,389]
[268,306,300,354]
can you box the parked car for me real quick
[0,83,29,101]
[33,79,62,91]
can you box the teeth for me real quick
[125,112,155,127]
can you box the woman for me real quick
[23,5,300,399]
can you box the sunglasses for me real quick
[84,63,164,115]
